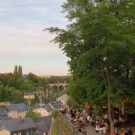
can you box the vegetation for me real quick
[51,109,58,118]
[46,76,71,84]
[26,111,41,122]
[0,65,70,104]
[51,120,58,135]
[50,113,79,135]
[47,0,135,133]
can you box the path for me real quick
[65,113,96,135]
[86,125,96,135]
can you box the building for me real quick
[44,104,52,116]
[0,102,10,107]
[57,94,69,105]
[24,92,35,100]
[49,101,62,110]
[0,118,36,135]
[6,103,27,119]
[33,103,52,117]
[34,116,51,135]
[0,107,7,120]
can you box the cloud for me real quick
[0,24,60,53]
[0,23,69,75]
[0,0,69,75]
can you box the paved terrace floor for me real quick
[65,113,99,135]
[64,113,135,135]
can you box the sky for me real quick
[0,0,69,76]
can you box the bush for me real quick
[51,109,58,118]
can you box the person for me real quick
[110,132,117,135]
[95,123,99,135]
[114,127,119,135]
[124,129,129,135]
[87,115,90,123]
[127,128,133,135]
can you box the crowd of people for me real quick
[58,104,134,135]
[68,109,85,134]
[68,107,110,134]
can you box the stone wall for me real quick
[51,113,84,135]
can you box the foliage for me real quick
[0,73,12,87]
[27,73,39,83]
[46,0,135,132]
[30,94,39,105]
[26,111,41,122]
[46,76,71,84]
[93,107,102,117]
[51,120,58,135]
[0,65,70,104]
[51,109,58,118]
[13,65,22,78]
[0,82,5,102]
[4,87,24,103]
[67,97,81,109]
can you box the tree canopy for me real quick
[0,65,70,104]
[47,0,135,132]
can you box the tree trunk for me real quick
[107,70,115,133]
[121,102,125,115]
[108,93,114,134]
[101,58,115,133]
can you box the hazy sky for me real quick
[0,0,69,76]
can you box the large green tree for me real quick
[0,82,5,101]
[0,73,13,87]
[18,65,23,77]
[47,0,135,132]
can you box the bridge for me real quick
[48,83,68,91]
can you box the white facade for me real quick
[7,110,26,119]
[24,92,35,99]
[0,129,10,135]
[57,94,69,105]
[0,126,10,135]
[33,107,51,117]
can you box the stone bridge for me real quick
[48,83,68,91]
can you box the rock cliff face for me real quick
[50,114,80,135]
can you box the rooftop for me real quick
[0,107,6,116]
[49,101,62,109]
[35,116,51,134]
[44,104,52,112]
[6,103,27,111]
[0,118,36,131]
